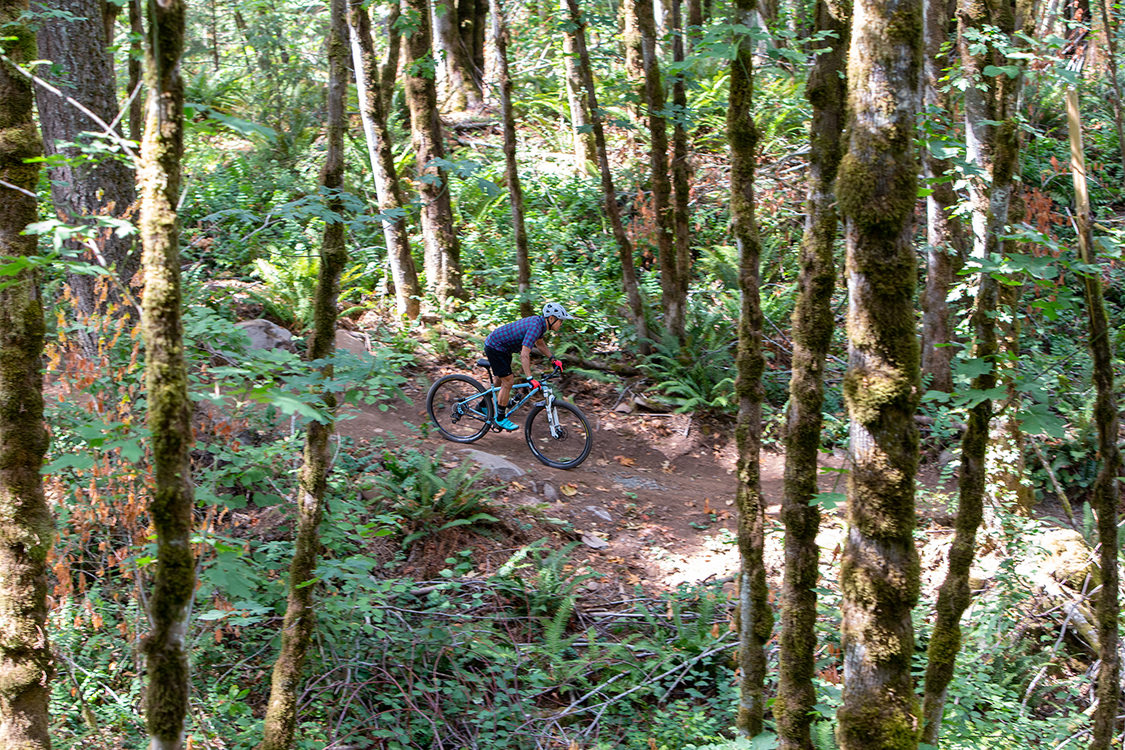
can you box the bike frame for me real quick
[468,372,563,436]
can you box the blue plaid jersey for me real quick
[485,315,547,353]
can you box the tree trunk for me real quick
[919,0,965,394]
[728,0,771,737]
[561,0,598,171]
[622,0,645,138]
[138,0,194,744]
[491,0,533,318]
[564,0,650,350]
[129,0,145,143]
[670,0,692,316]
[379,2,403,117]
[1065,86,1122,750]
[457,0,487,86]
[0,3,54,746]
[635,0,682,340]
[403,0,466,303]
[431,0,482,109]
[348,0,422,320]
[258,1,349,747]
[775,2,847,747]
[834,0,923,744]
[36,0,139,317]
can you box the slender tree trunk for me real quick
[348,0,422,320]
[1066,86,1123,750]
[36,0,139,317]
[138,0,193,744]
[919,0,965,394]
[670,0,692,312]
[775,2,847,747]
[564,0,650,350]
[687,0,703,48]
[491,0,533,317]
[258,1,348,747]
[0,3,54,746]
[834,0,923,744]
[561,0,597,171]
[403,0,466,303]
[728,0,771,736]
[958,0,1035,515]
[635,0,682,340]
[129,0,145,143]
[622,0,645,141]
[432,0,482,109]
[379,3,403,117]
[457,0,487,85]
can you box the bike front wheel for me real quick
[524,401,593,469]
[426,374,494,443]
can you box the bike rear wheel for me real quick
[524,401,592,469]
[426,374,494,443]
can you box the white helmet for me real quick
[542,302,575,320]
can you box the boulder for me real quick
[236,319,293,351]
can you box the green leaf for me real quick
[814,492,845,510]
[42,454,97,472]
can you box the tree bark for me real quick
[670,0,692,315]
[403,0,465,303]
[457,0,487,86]
[834,0,923,744]
[561,0,597,171]
[431,0,482,109]
[403,0,466,303]
[129,0,145,143]
[919,0,965,394]
[775,2,847,747]
[634,0,683,340]
[564,0,650,350]
[1065,86,1122,750]
[348,0,422,320]
[0,2,54,746]
[382,2,405,118]
[728,0,771,737]
[490,0,533,318]
[138,0,194,744]
[921,7,1031,737]
[36,0,139,317]
[258,0,348,747]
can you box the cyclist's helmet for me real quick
[542,302,576,320]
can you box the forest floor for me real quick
[331,332,962,601]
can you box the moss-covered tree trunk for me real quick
[728,0,771,736]
[1065,86,1123,750]
[490,0,533,318]
[775,2,847,747]
[0,3,54,746]
[920,1,1029,740]
[919,0,965,395]
[634,0,683,342]
[431,0,482,110]
[35,0,139,318]
[257,1,348,747]
[347,0,421,321]
[128,0,145,143]
[403,0,466,304]
[834,0,922,744]
[564,0,650,350]
[138,0,194,744]
[560,0,597,171]
[670,0,692,317]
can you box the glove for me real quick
[552,359,563,371]
[528,378,542,391]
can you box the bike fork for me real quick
[545,393,561,438]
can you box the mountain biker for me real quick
[483,302,575,431]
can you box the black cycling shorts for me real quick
[484,346,513,378]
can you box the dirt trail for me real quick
[333,341,853,591]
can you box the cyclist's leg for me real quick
[485,347,519,429]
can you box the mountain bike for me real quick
[425,362,593,469]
